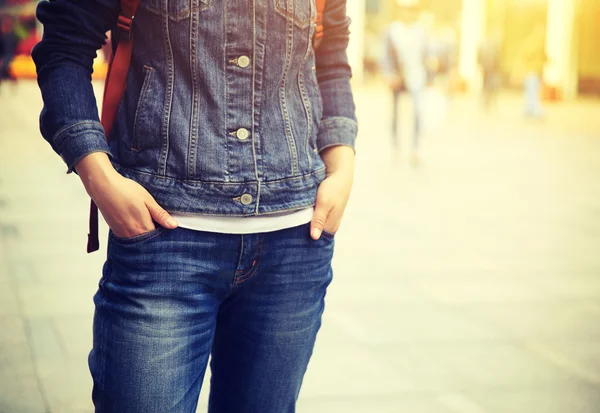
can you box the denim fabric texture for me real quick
[88,223,335,413]
[32,0,357,216]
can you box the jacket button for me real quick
[240,194,253,205]
[236,128,250,140]
[237,55,251,68]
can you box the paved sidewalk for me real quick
[1,81,600,413]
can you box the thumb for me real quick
[311,201,332,240]
[146,199,178,229]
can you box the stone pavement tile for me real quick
[0,277,19,315]
[373,344,464,393]
[0,316,47,413]
[28,253,107,284]
[534,275,600,300]
[381,341,579,392]
[1,202,89,224]
[437,392,491,413]
[457,301,600,340]
[523,339,600,386]
[411,277,557,304]
[27,318,65,362]
[296,395,455,413]
[324,303,500,345]
[428,343,574,389]
[5,221,108,265]
[52,316,93,358]
[299,322,417,397]
[325,277,432,306]
[9,220,92,246]
[0,387,46,413]
[37,356,94,413]
[17,280,96,317]
[8,259,37,285]
[6,242,95,262]
[9,240,87,261]
[466,383,600,413]
[330,243,521,281]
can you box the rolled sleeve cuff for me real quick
[53,121,112,173]
[316,116,358,153]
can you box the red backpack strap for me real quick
[87,0,141,253]
[100,1,140,139]
[313,0,326,48]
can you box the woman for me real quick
[32,0,357,411]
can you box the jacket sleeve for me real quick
[314,0,358,153]
[31,0,120,173]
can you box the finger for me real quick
[325,207,344,234]
[311,199,333,240]
[145,198,178,229]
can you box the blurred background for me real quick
[1,0,600,412]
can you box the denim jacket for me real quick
[32,0,357,216]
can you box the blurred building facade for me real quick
[361,0,600,98]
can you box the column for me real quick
[458,0,487,91]
[545,0,578,99]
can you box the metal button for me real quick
[236,128,250,140]
[240,194,253,205]
[237,55,250,68]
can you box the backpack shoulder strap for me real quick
[101,0,141,138]
[313,0,326,48]
[118,0,141,23]
[88,0,142,253]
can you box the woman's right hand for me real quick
[75,152,178,238]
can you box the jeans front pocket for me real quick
[320,229,336,240]
[109,226,166,246]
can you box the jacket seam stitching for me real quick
[188,3,200,178]
[115,164,326,185]
[223,0,230,181]
[279,5,299,175]
[251,0,262,214]
[160,8,174,176]
[299,14,314,171]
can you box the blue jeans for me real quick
[88,223,335,413]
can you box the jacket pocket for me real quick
[132,65,157,152]
[141,0,209,21]
[274,0,315,29]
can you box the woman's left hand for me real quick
[311,145,355,240]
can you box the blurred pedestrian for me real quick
[381,1,427,165]
[518,24,546,118]
[478,29,503,110]
[0,15,17,83]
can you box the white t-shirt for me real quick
[170,207,314,234]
